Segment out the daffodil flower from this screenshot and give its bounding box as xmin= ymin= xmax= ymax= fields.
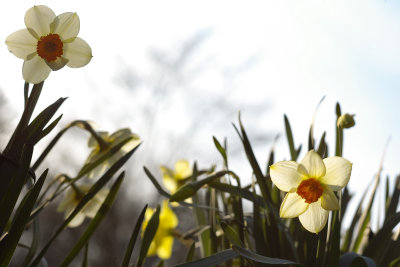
xmin=142 ymin=200 xmax=178 ymax=259
xmin=161 ymin=160 xmax=192 ymax=194
xmin=5 ymin=5 xmax=92 ymax=84
xmin=57 ymin=184 xmax=109 ymax=228
xmin=85 ymin=128 xmax=141 ymax=178
xmin=270 ymin=150 xmax=352 ymax=233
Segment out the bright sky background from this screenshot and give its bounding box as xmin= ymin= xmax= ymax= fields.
xmin=1 ymin=1 xmax=400 ymax=228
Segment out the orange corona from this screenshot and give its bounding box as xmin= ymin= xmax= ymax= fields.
xmin=296 ymin=178 xmax=323 ymax=204
xmin=36 ymin=33 xmax=63 ymax=62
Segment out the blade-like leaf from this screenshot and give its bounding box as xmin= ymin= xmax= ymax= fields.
xmin=232 ymin=245 xmax=300 ymax=265
xmin=0 ymin=169 xmax=47 ymax=265
xmin=60 ymin=173 xmax=125 ymax=267
xmin=213 ymin=136 xmax=228 ymax=167
xmin=175 ymin=249 xmax=239 ymax=267
xmin=29 ymin=146 xmax=138 ymax=266
xmin=185 ymin=242 xmax=196 ymax=262
xmin=221 ymin=222 xmax=243 ymax=247
xmin=339 ymin=252 xmax=376 ymax=267
xmin=136 ymin=205 xmax=160 ymax=267
xmin=121 ymin=204 xmax=148 ymax=267
xmin=0 ymin=145 xmax=33 ymax=235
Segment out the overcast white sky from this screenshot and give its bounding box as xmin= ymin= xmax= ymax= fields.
xmin=1 ymin=1 xmax=400 ymax=228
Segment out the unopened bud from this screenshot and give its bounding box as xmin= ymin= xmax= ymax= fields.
xmin=337 ymin=113 xmax=355 ymax=129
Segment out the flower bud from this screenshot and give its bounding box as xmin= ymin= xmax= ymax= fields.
xmin=337 ymin=113 xmax=355 ymax=129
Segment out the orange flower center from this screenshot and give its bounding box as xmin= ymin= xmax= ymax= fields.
xmin=296 ymin=178 xmax=323 ymax=204
xmin=36 ymin=33 xmax=63 ymax=62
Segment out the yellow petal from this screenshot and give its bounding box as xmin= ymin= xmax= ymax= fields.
xmin=321 ymin=186 xmax=339 ymax=210
xmin=163 ymin=175 xmax=177 ymax=193
xmin=64 ymin=37 xmax=92 ymax=68
xmin=157 ymin=236 xmax=174 ymax=259
xmin=270 ymin=161 xmax=302 ymax=192
xmin=22 ymin=55 xmax=51 ymax=84
xmin=53 ymin=12 xmax=80 ymax=41
xmin=321 ymin=157 xmax=352 ymax=191
xmin=175 ymin=160 xmax=192 ymax=179
xmin=300 ymin=150 xmax=326 ymax=178
xmin=160 ymin=200 xmax=178 ymax=228
xmin=5 ymin=29 xmax=37 ymax=60
xmin=280 ymin=192 xmax=308 ymax=218
xmin=24 ymin=5 xmax=55 ymax=37
xmin=298 ymin=200 xmax=329 ymax=233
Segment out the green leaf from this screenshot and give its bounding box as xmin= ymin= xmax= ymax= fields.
xmin=0 ymin=169 xmax=47 ymax=266
xmin=3 ymin=82 xmax=43 ymax=157
xmin=136 ymin=205 xmax=160 ymax=267
xmin=352 ymin=167 xmax=381 ymax=252
xmin=143 ymin=167 xmax=171 ymax=198
xmin=213 ymin=136 xmax=228 ymax=167
xmin=339 ymin=252 xmax=376 ymax=267
xmin=121 ymin=204 xmax=148 ymax=267
xmin=81 ymin=243 xmax=89 ymax=267
xmin=363 ymin=212 xmax=400 ymax=264
xmin=33 ymin=120 xmax=99 ymax=171
xmin=77 ymin=136 xmax=140 ymax=178
xmin=233 ymin=113 xmax=271 ymax=203
xmin=24 ymin=97 xmax=66 ymax=145
xmin=185 ymin=242 xmax=196 ymax=262
xmin=170 ymin=171 xmax=230 ymax=202
xmin=221 ymin=222 xmax=243 ymax=247
xmin=385 ymin=175 xmax=400 ymax=223
xmin=0 ymin=144 xmax=34 ymax=235
xmin=232 ymin=245 xmax=300 ymax=265
xmin=29 ymin=146 xmax=138 ymax=266
xmin=284 ymin=114 xmax=300 ymax=161
xmin=60 ymin=173 xmax=125 ymax=267
xmin=209 ymin=182 xmax=266 ymax=208
xmin=175 ymin=249 xmax=239 ymax=267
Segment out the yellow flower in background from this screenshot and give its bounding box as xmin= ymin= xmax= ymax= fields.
xmin=161 ymin=160 xmax=192 ymax=194
xmin=270 ymin=150 xmax=352 ymax=233
xmin=85 ymin=128 xmax=141 ymax=178
xmin=5 ymin=5 xmax=92 ymax=84
xmin=57 ymin=184 xmax=109 ymax=228
xmin=142 ymin=200 xmax=178 ymax=259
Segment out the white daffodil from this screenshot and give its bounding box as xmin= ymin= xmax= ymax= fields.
xmin=57 ymin=184 xmax=109 ymax=228
xmin=85 ymin=128 xmax=141 ymax=178
xmin=270 ymin=150 xmax=352 ymax=233
xmin=5 ymin=5 xmax=92 ymax=84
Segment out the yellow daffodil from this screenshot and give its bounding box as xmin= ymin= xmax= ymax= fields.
xmin=142 ymin=200 xmax=178 ymax=259
xmin=161 ymin=160 xmax=192 ymax=194
xmin=57 ymin=184 xmax=109 ymax=228
xmin=5 ymin=5 xmax=92 ymax=84
xmin=270 ymin=150 xmax=352 ymax=233
xmin=85 ymin=128 xmax=141 ymax=178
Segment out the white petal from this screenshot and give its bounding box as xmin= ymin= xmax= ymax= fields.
xmin=280 ymin=192 xmax=308 ymax=218
xmin=25 ymin=5 xmax=55 ymax=37
xmin=64 ymin=37 xmax=92 ymax=68
xmin=298 ymin=199 xmax=329 ymax=233
xmin=5 ymin=29 xmax=37 ymax=59
xmin=321 ymin=186 xmax=339 ymax=210
xmin=320 ymin=157 xmax=352 ymax=191
xmin=68 ymin=212 xmax=86 ymax=228
xmin=22 ymin=55 xmax=51 ymax=84
xmin=300 ymin=150 xmax=326 ymax=178
xmin=53 ymin=12 xmax=80 ymax=41
xmin=45 ymin=56 xmax=69 ymax=71
xmin=270 ymin=161 xmax=302 ymax=192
